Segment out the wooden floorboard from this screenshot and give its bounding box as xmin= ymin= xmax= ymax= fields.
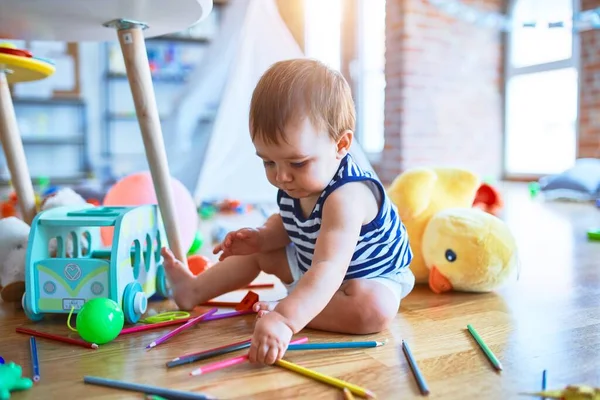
xmin=1 ymin=182 xmax=599 ymax=399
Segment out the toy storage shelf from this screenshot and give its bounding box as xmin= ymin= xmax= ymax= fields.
xmin=0 ymin=96 xmax=90 ymax=185
xmin=99 ymin=2 xmax=223 ymax=182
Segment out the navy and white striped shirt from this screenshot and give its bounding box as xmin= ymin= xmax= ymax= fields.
xmin=277 ymin=153 xmax=412 ymax=280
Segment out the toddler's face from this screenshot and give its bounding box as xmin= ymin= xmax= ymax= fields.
xmin=253 ymin=117 xmax=345 ymax=199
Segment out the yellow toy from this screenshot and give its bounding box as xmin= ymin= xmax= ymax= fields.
xmin=387 ymin=167 xmax=519 ymax=294
xmin=521 ymin=385 xmax=600 ymax=399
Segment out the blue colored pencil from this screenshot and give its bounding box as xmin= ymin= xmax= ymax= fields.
xmin=542 ymin=369 xmax=547 ymax=390
xmin=401 ymin=340 xmax=430 ymax=396
xmin=287 ymin=340 xmax=386 ymax=350
xmin=83 ymin=376 xmax=215 ymax=399
xmin=29 ymin=336 xmax=40 ymax=382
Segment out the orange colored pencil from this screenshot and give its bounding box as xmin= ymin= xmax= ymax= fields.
xmin=16 ymin=327 xmax=98 ymax=349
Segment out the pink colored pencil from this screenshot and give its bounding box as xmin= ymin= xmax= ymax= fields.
xmin=146 ymin=308 xmax=218 ymax=349
xmin=121 ymin=309 xmax=254 ymax=336
xmin=189 ymin=337 xmax=309 ymax=376
xmin=16 ymin=327 xmax=98 ymax=349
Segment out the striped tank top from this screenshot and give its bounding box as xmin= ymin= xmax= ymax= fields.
xmin=277 ymin=153 xmax=413 ymax=280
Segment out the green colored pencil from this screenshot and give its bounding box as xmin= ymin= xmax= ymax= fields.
xmin=466 ymin=324 xmax=503 ymax=371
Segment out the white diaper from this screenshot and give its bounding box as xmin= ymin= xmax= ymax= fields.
xmin=283 ymin=243 xmax=415 ymax=307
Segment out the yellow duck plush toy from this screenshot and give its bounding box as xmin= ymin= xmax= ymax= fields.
xmin=387 ymin=167 xmax=519 ymax=294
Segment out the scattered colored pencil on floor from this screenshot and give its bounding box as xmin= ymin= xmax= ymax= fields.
xmin=122 ymin=309 xmax=254 ymax=336
xmin=16 ymin=327 xmax=98 ymax=349
xmin=29 ymin=336 xmax=40 ymax=383
xmin=146 ymin=308 xmax=218 ymax=350
xmin=167 ymin=338 xmax=253 ymax=368
xmin=288 ymin=340 xmax=386 ymax=351
xmin=189 ymin=337 xmax=308 ymax=376
xmin=244 ymin=283 xmax=274 ymax=289
xmin=542 ymin=369 xmax=547 ymax=390
xmin=343 ymin=387 xmax=356 ymax=399
xmin=401 ymin=340 xmax=429 ymax=396
xmin=466 ymin=324 xmax=503 ymax=371
xmin=275 ymin=358 xmax=377 ymax=399
xmin=83 ymin=376 xmax=214 ymax=400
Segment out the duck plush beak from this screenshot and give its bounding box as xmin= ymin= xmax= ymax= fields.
xmin=429 ymin=266 xmax=453 ymax=294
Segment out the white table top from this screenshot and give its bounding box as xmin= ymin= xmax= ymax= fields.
xmin=0 ymin=0 xmax=213 ymax=41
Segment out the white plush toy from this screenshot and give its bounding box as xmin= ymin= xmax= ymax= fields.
xmin=0 ymin=188 xmax=90 ymax=303
xmin=0 ymin=217 xmax=30 ymax=303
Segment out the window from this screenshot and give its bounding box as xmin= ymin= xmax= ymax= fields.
xmin=355 ymin=0 xmax=386 ymax=156
xmin=504 ymin=0 xmax=579 ymax=176
xmin=304 ymin=0 xmax=342 ymax=71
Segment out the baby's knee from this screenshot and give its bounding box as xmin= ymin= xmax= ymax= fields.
xmin=346 ymin=285 xmax=396 ymax=334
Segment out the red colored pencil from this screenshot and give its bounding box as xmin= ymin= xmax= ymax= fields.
xmin=16 ymin=327 xmax=98 ymax=349
xmin=189 ymin=337 xmax=308 ymax=376
xmin=244 ymin=283 xmax=275 ymax=289
xmin=145 ymin=308 xmax=218 ymax=349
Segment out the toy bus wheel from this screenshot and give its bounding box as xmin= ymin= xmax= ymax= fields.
xmin=21 ymin=292 xmax=43 ymax=322
xmin=155 ymin=264 xmax=172 ymax=299
xmin=123 ymin=282 xmax=147 ymax=324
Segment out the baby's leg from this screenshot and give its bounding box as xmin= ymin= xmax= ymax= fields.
xmin=255 ymin=278 xmax=401 ymax=334
xmin=161 ymin=247 xmax=293 ymax=311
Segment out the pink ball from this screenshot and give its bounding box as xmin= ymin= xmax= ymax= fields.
xmin=100 ymin=171 xmax=198 ymax=252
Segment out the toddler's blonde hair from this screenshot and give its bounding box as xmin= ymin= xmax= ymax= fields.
xmin=249 ymin=58 xmax=356 ymax=144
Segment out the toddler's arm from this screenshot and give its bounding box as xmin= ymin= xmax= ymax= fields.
xmin=257 ymin=213 xmax=291 ymax=253
xmin=272 ymin=183 xmax=373 ymax=333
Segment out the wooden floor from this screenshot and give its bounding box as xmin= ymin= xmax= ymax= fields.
xmin=2 ymin=182 xmax=600 ymax=399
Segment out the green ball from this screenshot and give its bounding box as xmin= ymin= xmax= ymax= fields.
xmin=76 ymin=298 xmax=124 ymax=344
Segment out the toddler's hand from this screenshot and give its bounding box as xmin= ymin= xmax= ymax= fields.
xmin=248 ymin=311 xmax=293 ymax=365
xmin=212 ymin=228 xmax=262 ymax=261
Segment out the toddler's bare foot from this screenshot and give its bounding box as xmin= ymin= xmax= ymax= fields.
xmin=253 ymin=301 xmax=278 ymax=318
xmin=161 ymin=248 xmax=198 ymax=310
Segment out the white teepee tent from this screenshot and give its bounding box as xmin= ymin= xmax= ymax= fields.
xmin=168 ymin=0 xmax=376 ymax=205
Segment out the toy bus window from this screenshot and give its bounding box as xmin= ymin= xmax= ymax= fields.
xmin=154 ymin=231 xmax=162 ymax=263
xmin=48 ymin=236 xmax=65 ymax=258
xmin=70 ymin=231 xmax=80 ymax=258
xmin=81 ymin=231 xmax=92 ymax=257
xmin=131 ymin=239 xmax=141 ymax=279
xmin=143 ymin=233 xmax=152 ymax=272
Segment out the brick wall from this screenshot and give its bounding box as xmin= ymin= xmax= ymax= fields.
xmin=377 ymin=0 xmax=506 ymax=185
xmin=579 ymin=0 xmax=600 ymax=158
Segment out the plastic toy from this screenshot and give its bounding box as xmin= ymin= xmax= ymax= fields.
xmin=0 ymin=361 xmax=33 ymax=399
xmin=521 ymin=384 xmax=600 ymax=399
xmin=22 ymin=204 xmax=171 ymax=324
xmin=387 ymin=167 xmax=519 ymax=293
xmin=74 ymin=297 xmax=125 ymax=344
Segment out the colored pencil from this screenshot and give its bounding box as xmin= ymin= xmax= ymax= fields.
xmin=121 ymin=309 xmax=254 ymax=336
xmin=466 ymin=324 xmax=503 ymax=371
xmin=146 ymin=308 xmax=218 ymax=349
xmin=167 ymin=338 xmax=253 ymax=368
xmin=83 ymin=376 xmax=214 ymax=399
xmin=344 ymin=387 xmax=356 ymax=400
xmin=287 ymin=340 xmax=386 ymax=351
xmin=244 ymin=283 xmax=275 ymax=289
xmin=275 ymin=358 xmax=377 ymax=399
xmin=16 ymin=327 xmax=98 ymax=349
xmin=29 ymin=336 xmax=40 ymax=382
xmin=401 ymin=340 xmax=429 ymax=396
xmin=200 ymin=301 xmax=239 ymax=308
xmin=189 ymin=337 xmax=309 ymax=376
xmin=542 ymin=369 xmax=547 ymax=390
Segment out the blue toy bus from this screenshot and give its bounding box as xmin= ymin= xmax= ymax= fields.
xmin=22 ymin=205 xmax=171 ymax=324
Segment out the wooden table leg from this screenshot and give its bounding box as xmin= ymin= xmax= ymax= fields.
xmin=0 ymin=71 xmax=36 ymax=225
xmin=113 ymin=24 xmax=187 ymax=266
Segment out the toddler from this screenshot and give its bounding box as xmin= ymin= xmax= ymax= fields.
xmin=161 ymin=58 xmax=415 ymax=366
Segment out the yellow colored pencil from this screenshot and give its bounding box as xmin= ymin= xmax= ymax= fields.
xmin=343 ymin=387 xmax=356 ymax=399
xmin=275 ymin=359 xmax=376 ymax=399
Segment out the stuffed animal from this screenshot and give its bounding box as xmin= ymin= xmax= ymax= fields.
xmin=0 ymin=188 xmax=91 ymax=303
xmin=423 ymin=208 xmax=518 ymax=293
xmin=387 ymin=167 xmax=518 ymax=293
xmin=0 ymin=217 xmax=29 ymax=303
